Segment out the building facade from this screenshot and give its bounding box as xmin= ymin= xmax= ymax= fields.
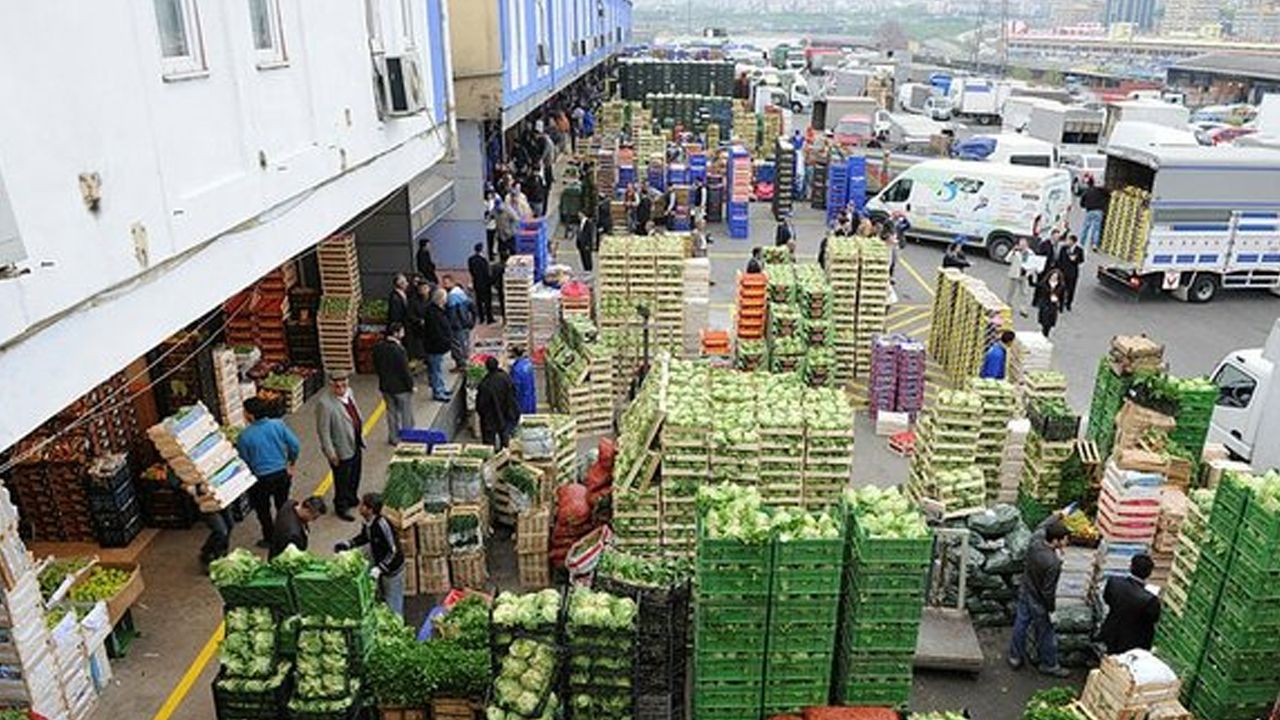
xmin=1104 ymin=0 xmax=1155 ymax=30
xmin=1235 ymin=2 xmax=1280 ymax=42
xmin=432 ymin=0 xmax=633 ymax=267
xmin=1161 ymin=0 xmax=1220 ymax=36
xmin=0 ymin=0 xmax=455 ymax=452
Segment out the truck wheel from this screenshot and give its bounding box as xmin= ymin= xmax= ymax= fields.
xmin=986 ymin=234 xmax=1014 ymax=263
xmin=1187 ymin=273 xmax=1219 ymax=303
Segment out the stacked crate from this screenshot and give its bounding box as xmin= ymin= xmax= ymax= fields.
xmin=834 ymin=493 xmax=931 ymax=709
xmin=693 ymin=524 xmax=771 ymax=720
xmin=516 ymin=505 xmax=551 ymax=589
xmin=1171 ymin=378 xmax=1216 ymax=464
xmin=504 ymin=255 xmax=534 ymax=349
xmin=224 ymin=266 xmax=294 ymax=364
xmin=772 ymin=138 xmax=795 ymax=220
xmin=285 ymin=285 xmax=321 ymax=367
xmin=727 ymin=145 xmax=751 ymax=239
xmin=908 ymin=390 xmax=983 ymax=516
xmin=661 ymin=365 xmax=713 ymax=559
xmin=735 ymin=271 xmax=767 ymax=343
xmin=1101 ymin=185 xmax=1153 ymax=264
xmin=709 ymin=370 xmax=760 ymax=487
xmin=758 ymin=378 xmax=807 ymax=508
xmin=653 ymin=235 xmax=686 ymax=355
xmin=1023 ymin=369 xmax=1068 ymax=410
xmin=802 ymin=387 xmax=856 ymax=511
xmin=0 ymin=495 xmax=71 ymax=720
xmin=928 ymin=271 xmax=1011 ymax=386
xmin=546 ymin=321 xmax=614 ymax=435
xmin=809 ymin=152 xmax=829 ymax=210
xmin=854 ymin=237 xmax=891 ymax=379
xmin=211 ymin=345 xmax=245 ymax=427
xmin=998 ymin=418 xmax=1031 ymax=504
xmin=1007 ymin=331 xmax=1053 ymax=392
xmin=826 ymin=154 xmax=849 ymax=225
xmin=614 ymin=457 xmax=663 ymax=558
xmin=8 ymin=451 xmax=95 ymax=542
xmin=316 ymin=234 xmax=361 ymax=374
xmin=595 ymin=570 xmax=690 ymax=720
xmin=1150 ymin=488 xmax=1190 ymax=587
xmin=1021 ymin=428 xmax=1077 ymax=508
xmin=766 ymin=265 xmax=804 ymax=373
xmin=683 ymin=259 xmax=711 ymax=358
xmin=1086 ymin=355 xmax=1131 ymax=459
xmin=86 ymin=453 xmax=143 ymax=548
xmin=969 ymin=378 xmax=1018 ymax=503
xmin=1161 ymin=489 xmax=1211 ymax=617
xmin=763 ymin=527 xmax=842 ymax=716
xmin=826 ymin=236 xmax=859 ymax=388
xmin=530 ymin=285 xmax=561 ymax=358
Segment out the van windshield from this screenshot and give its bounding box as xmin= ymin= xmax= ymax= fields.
xmin=1009 ymin=154 xmax=1052 ymax=168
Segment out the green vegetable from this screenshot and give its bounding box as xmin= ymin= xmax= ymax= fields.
xmin=68 ymin=567 xmax=131 ymax=603
xmin=208 ymin=548 xmax=267 ymax=588
xmin=492 ymin=589 xmax=560 ymax=630
xmin=269 ymin=545 xmax=323 ymax=576
xmin=383 ymin=460 xmax=425 ymax=509
xmin=434 ymin=595 xmax=490 ymax=651
xmin=567 ymin=587 xmax=637 ymax=631
xmin=220 ymin=606 xmax=277 ymax=679
xmin=595 ymin=549 xmax=691 ymax=588
xmin=39 ymin=557 xmax=91 ymax=600
xmin=844 ymin=485 xmax=930 ymax=540
xmin=1024 ymin=686 xmax=1084 ymax=720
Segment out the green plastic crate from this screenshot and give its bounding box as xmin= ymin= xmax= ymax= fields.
xmin=217 ymin=573 xmax=295 ymax=613
xmin=841 ymin=650 xmax=913 ymax=678
xmin=697 ymin=567 xmax=772 ymax=598
xmin=765 ymin=651 xmax=834 ymax=682
xmin=1197 ymin=640 xmax=1280 ymax=684
xmin=841 ymin=676 xmax=911 ymax=708
xmin=851 ymin=521 xmax=933 ymax=567
xmin=847 ymin=565 xmax=929 ymax=593
xmin=846 ymin=619 xmax=921 ymax=653
xmin=291 ymin=571 xmax=371 ymax=620
xmin=766 ymin=601 xmax=838 ymax=626
xmin=847 ymin=595 xmax=925 ymax=624
xmin=1189 ymin=672 xmax=1275 ymax=720
xmin=773 ymin=536 xmax=843 ymax=568
xmin=771 ymin=568 xmax=841 ymax=596
xmin=1226 ymin=553 xmax=1280 ymax=596
xmin=692 ymin=681 xmax=763 ymax=709
xmin=762 ymin=681 xmax=829 ymax=714
xmin=767 ymin=628 xmax=837 ymax=654
xmin=695 ymin=651 xmax=766 ymax=682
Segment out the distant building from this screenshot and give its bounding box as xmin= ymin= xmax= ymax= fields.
xmin=1104 ymin=0 xmax=1155 ymax=31
xmin=1161 ymin=0 xmax=1220 ymax=36
xmin=1167 ymin=51 xmax=1280 ymax=105
xmin=1049 ymin=0 xmax=1104 ymax=29
xmin=1235 ymin=2 xmax=1280 ymax=42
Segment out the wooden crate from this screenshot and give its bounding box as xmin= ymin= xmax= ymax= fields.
xmin=431 ymin=698 xmax=481 ymax=720
xmin=450 ymin=550 xmax=488 ymax=590
xmin=518 ymin=551 xmax=550 ymax=589
xmin=418 ymin=555 xmax=449 ymax=595
xmin=416 ymin=513 xmax=447 ymax=556
xmin=378 ymin=708 xmax=427 ymax=720
xmin=384 ymin=500 xmax=424 ymax=529
xmin=516 ymin=507 xmax=550 ymax=554
xmin=403 ymin=560 xmax=420 ymax=596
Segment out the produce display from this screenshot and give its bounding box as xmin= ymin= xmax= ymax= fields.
xmin=598 ymin=234 xmax=688 ymax=357
xmin=1022 ymin=686 xmax=1084 ymax=720
xmin=220 ymin=607 xmax=277 ymax=679
xmin=834 ymin=486 xmax=931 ymax=708
xmin=546 ymin=315 xmax=614 ymax=435
xmin=38 ymin=557 xmax=91 ymax=601
xmin=565 ymin=588 xmax=638 ymax=720
xmin=1100 ymin=184 xmax=1152 ymax=264
xmin=489 ymin=639 xmax=558 ymax=720
xmin=366 ymin=604 xmax=488 ymax=709
xmin=491 ymin=589 xmax=561 ymax=662
xmin=929 ymin=269 xmax=1011 ymax=386
xmin=1085 ymin=357 xmax=1131 ymax=459
xmin=969 ymin=378 xmax=1018 ymax=502
xmin=908 ymin=389 xmax=983 ymax=517
xmin=67 ymin=566 xmax=131 ymax=604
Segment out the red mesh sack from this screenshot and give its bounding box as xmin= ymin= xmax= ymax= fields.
xmin=595 ymin=438 xmax=617 ymax=471
xmin=556 ymin=484 xmax=590 ymax=526
xmin=804 ymin=708 xmax=900 ymax=720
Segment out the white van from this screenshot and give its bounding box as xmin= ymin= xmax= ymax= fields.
xmin=864 ymin=159 xmax=1072 ymax=262
xmin=965 ymin=133 xmax=1059 ymax=167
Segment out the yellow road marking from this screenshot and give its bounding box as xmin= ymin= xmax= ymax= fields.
xmin=886 ymin=304 xmax=928 ymax=321
xmin=886 ymin=308 xmax=934 ymax=332
xmin=899 ymin=257 xmax=935 ymax=298
xmin=152 ymin=398 xmax=388 ymax=720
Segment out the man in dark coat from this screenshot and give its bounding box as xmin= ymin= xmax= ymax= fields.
xmin=467 ymin=243 xmax=495 ymax=324
xmin=269 ymin=496 xmax=327 ymax=559
xmin=475 ymin=357 xmax=521 ymax=449
xmin=575 ymin=210 xmax=595 ymax=272
xmin=1009 ymin=514 xmax=1071 ymax=677
xmin=405 ymin=281 xmax=431 ymax=361
xmin=387 ymin=273 xmax=410 ymax=326
xmin=1055 ymin=234 xmax=1085 ymax=312
xmin=595 ymin=191 xmax=613 ymax=248
xmin=1099 ymin=553 xmax=1161 ymax=654
xmin=415 ymin=239 xmax=438 ymax=285
xmin=635 ymin=184 xmax=652 ymax=231
xmin=775 ymin=216 xmax=794 ymax=247
xmin=371 ymin=323 xmax=415 ymax=445
xmin=423 ymin=287 xmax=454 ymax=402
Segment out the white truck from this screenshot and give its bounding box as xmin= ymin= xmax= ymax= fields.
xmin=1095 ymin=143 xmax=1280 ymax=303
xmin=822 ymin=95 xmax=881 ymax=131
xmin=1001 ymin=97 xmax=1056 ymax=133
xmin=1103 ymin=100 xmax=1191 ymax=143
xmin=880 ymin=113 xmax=947 ymax=150
xmin=898 ymin=83 xmax=934 ymax=114
xmin=946 ymin=77 xmax=1002 ymax=125
xmin=1208 ymin=319 xmax=1280 ymax=472
xmin=863 ymin=159 xmax=1072 ymax=262
xmin=1027 ymin=103 xmax=1104 ymax=147
xmin=824 ymin=68 xmax=871 ymax=100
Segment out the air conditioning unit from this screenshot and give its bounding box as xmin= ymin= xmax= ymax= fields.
xmin=372 ymin=54 xmax=426 ymax=119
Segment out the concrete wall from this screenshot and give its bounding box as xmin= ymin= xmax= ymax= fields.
xmin=429 ymin=121 xmax=489 ymax=268
xmin=0 ymin=0 xmax=453 ymax=452
xmin=448 ymin=0 xmax=504 ymax=120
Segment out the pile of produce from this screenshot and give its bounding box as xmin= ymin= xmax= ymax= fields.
xmin=943 ymin=504 xmax=1032 ymax=627
xmin=491 ymin=589 xmax=561 ymax=662
xmin=366 ymin=605 xmax=488 ymax=708
xmin=565 ymin=588 xmax=637 ymax=719
xmin=909 ymin=390 xmax=983 ymax=515
xmin=834 ymin=485 xmax=931 ymax=708
xmin=594 ymin=549 xmax=690 ymax=588
xmin=68 ymin=566 xmax=131 ymax=603
xmin=1023 ymin=686 xmax=1082 ymax=720
xmin=383 ymin=460 xmax=426 ymax=509
xmin=488 ymin=639 xmax=558 ymax=720
xmin=38 ymin=557 xmax=91 ymax=601
xmin=220 ymin=607 xmax=278 ymax=679
xmin=286 ymin=623 xmax=362 ymax=715
xmin=969 ymin=378 xmax=1018 ymax=501
xmin=697 ymin=483 xmax=841 ymax=544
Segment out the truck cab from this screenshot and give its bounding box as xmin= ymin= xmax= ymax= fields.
xmin=1209 ymin=320 xmax=1280 ymax=471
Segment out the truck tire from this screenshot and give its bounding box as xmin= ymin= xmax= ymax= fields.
xmin=986 ymin=233 xmax=1014 ymax=263
xmin=1186 ymin=273 xmax=1219 ymax=304
xmin=977 ymin=115 xmax=994 ymax=126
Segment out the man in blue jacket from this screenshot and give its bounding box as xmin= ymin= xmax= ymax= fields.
xmin=510 ymin=346 xmax=537 ymax=415
xmin=980 ymin=330 xmax=1016 ymax=380
xmin=237 ymin=396 xmax=301 ymax=547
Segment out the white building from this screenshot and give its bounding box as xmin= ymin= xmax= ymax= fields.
xmin=0 ymin=0 xmax=455 ymax=452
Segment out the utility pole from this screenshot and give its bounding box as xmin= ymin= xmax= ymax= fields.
xmin=970 ymin=0 xmax=987 ymax=69
xmin=1000 ymin=0 xmax=1010 ymax=76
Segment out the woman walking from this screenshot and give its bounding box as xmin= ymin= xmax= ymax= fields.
xmin=1038 ymin=268 xmax=1065 ymax=338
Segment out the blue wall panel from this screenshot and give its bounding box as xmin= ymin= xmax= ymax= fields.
xmin=427 ymin=0 xmax=449 ymax=125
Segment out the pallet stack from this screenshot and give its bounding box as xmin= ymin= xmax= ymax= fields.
xmin=530 ymin=285 xmax=561 ymax=358
xmin=147 ymin=402 xmax=257 ymax=510
xmin=1101 ymin=185 xmax=1153 ymax=264
xmin=516 ymin=505 xmax=551 ymax=589
xmin=224 ymin=265 xmax=295 ymax=365
xmin=854 ymin=236 xmax=891 ymax=379
xmin=928 ymin=270 xmax=1011 ymax=386
xmin=86 ymin=453 xmax=143 ymax=548
xmin=660 ymin=364 xmax=712 ymax=559
xmin=826 ymin=153 xmax=849 ymax=225
xmin=1021 ymin=426 xmax=1077 ymax=510
xmin=503 ymin=255 xmax=534 ymax=350
xmin=826 ymin=236 xmax=859 ymax=388
xmin=1086 ymin=356 xmax=1132 ymax=459
xmin=969 ymin=378 xmax=1019 ymax=503
xmin=614 ymin=456 xmax=663 ymax=558
xmin=834 ymin=489 xmax=931 ymax=709
xmin=1095 ymin=461 xmax=1163 ymax=578
xmin=1077 ymin=653 xmax=1188 ymax=720
xmin=803 ymin=388 xmax=856 ymax=511
xmin=316 ymin=234 xmax=361 ymax=374
xmin=1158 ymin=489 xmax=1210 ymax=618
xmin=908 ymin=390 xmax=984 ymax=517
xmin=514 ymin=414 xmax=578 ymax=488
xmin=710 ymin=371 xmax=761 ymax=487
xmin=998 ymin=418 xmax=1031 ymax=504
xmin=1007 ymin=331 xmax=1053 ymax=392
xmin=653 ymin=235 xmax=686 ymax=355
xmin=764 ymin=526 xmax=842 ymax=716
xmin=8 ymin=452 xmax=95 ymax=543
xmin=693 ymin=518 xmax=771 ymax=720
xmin=1150 ymin=488 xmax=1189 ymax=587
xmin=545 ymin=316 xmax=613 ymax=435
xmin=210 ymin=345 xmax=245 ymax=428
xmin=758 ymin=378 xmax=807 ymax=508
xmin=735 ymin=271 xmax=767 ymax=343
xmin=683 ymin=259 xmax=711 ymax=357
xmin=0 ymin=488 xmax=73 ymax=720
xmin=727 ymin=145 xmax=751 ymax=239
xmin=772 ymin=138 xmax=795 ymax=220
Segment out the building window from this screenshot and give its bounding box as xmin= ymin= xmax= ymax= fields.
xmin=153 ymin=0 xmax=207 ymax=77
xmin=248 ymin=0 xmax=287 ymax=67
xmin=535 ymin=0 xmax=549 ymax=68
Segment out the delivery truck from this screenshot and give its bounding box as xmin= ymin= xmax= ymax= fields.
xmin=1095 ymin=143 xmax=1280 ymax=303
xmin=898 ymin=82 xmax=934 ymax=114
xmin=1026 ymin=103 xmax=1104 ymax=147
xmin=821 ymin=95 xmax=880 ymax=131
xmin=863 ymin=159 xmax=1072 ymax=262
xmin=1208 ymin=319 xmax=1280 ymax=472
xmin=946 ymin=77 xmax=1002 ymax=125
xmin=1102 ymin=100 xmax=1190 ymax=143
